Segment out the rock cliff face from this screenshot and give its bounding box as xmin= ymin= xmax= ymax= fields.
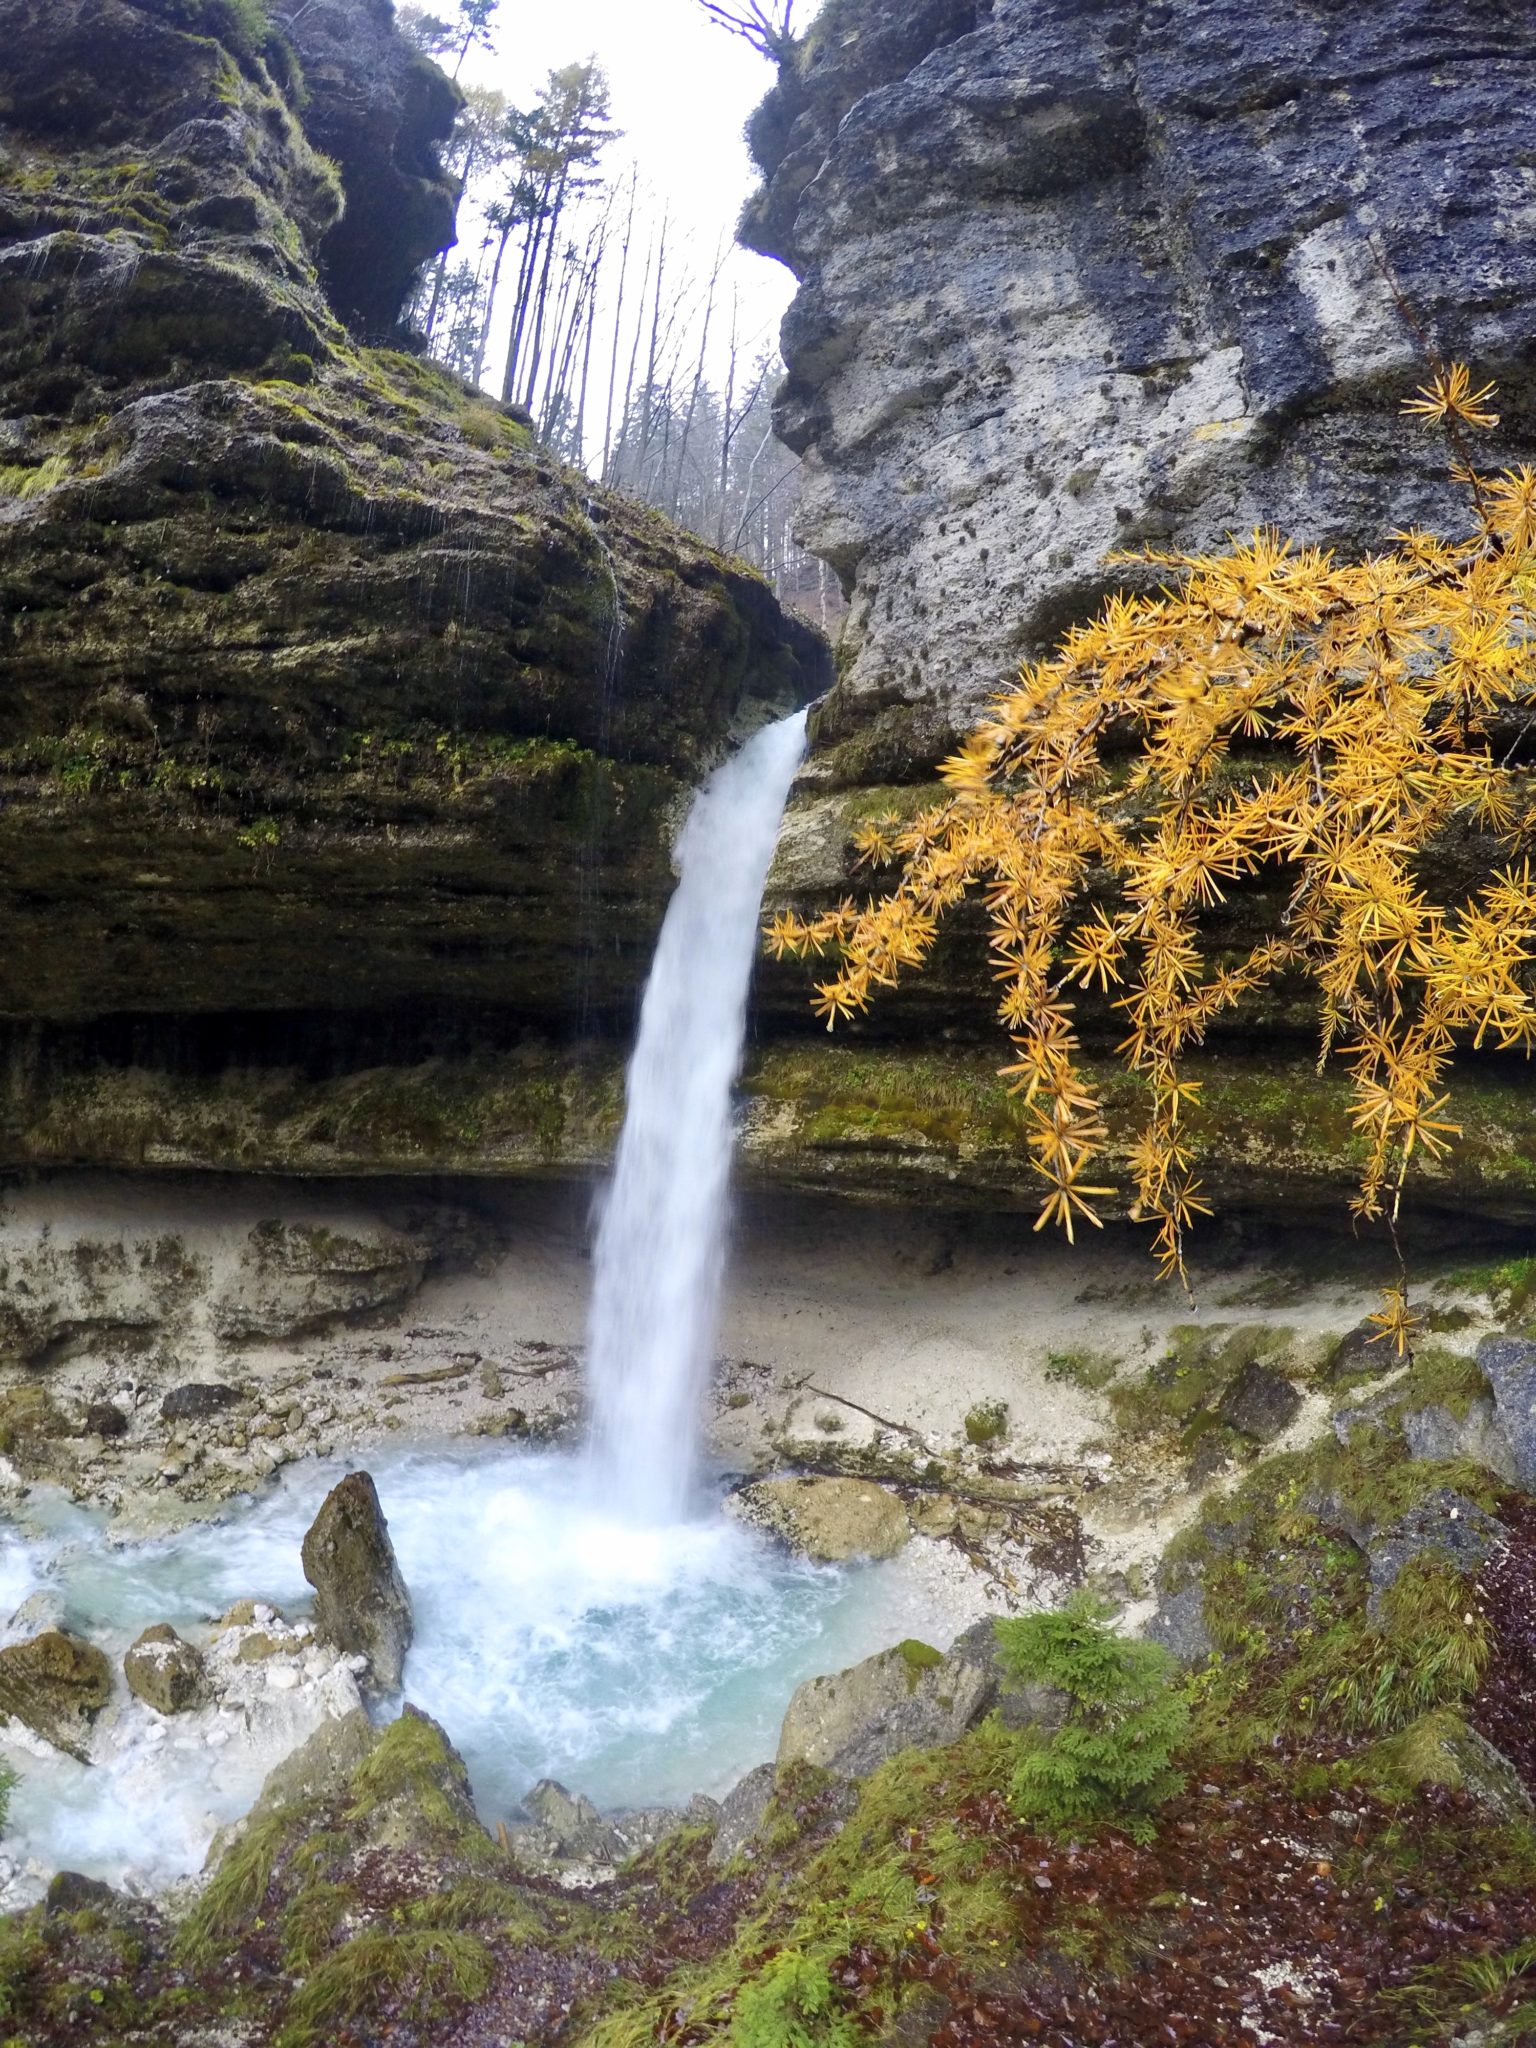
xmin=732 ymin=0 xmax=1536 ymax=1225
xmin=748 ymin=0 xmax=1536 ymax=781
xmin=0 ymin=0 xmax=828 ymax=1168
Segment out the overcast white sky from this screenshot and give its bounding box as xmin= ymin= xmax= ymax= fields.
xmin=460 ymin=0 xmax=820 ymax=380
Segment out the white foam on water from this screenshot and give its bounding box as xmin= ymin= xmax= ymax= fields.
xmin=0 ymin=1443 xmax=962 ymax=1893
xmin=0 ymin=713 xmax=953 ymax=1897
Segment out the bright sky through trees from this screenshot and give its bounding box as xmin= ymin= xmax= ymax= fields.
xmin=457 ymin=0 xmax=817 ymax=381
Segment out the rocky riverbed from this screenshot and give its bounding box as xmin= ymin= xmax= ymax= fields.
xmin=0 ymin=1168 xmax=1530 ymax=1907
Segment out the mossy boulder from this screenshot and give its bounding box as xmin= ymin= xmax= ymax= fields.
xmin=729 ymin=1474 xmax=912 ymax=1561
xmin=124 ymin=1621 xmax=208 ymax=1714
xmin=0 ymin=0 xmax=829 ymax=1178
xmin=0 ymin=1627 xmax=112 ymax=1760
xmin=776 ymin=1623 xmax=1064 ymax=1777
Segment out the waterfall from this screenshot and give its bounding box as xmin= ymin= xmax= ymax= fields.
xmin=585 ymin=709 xmax=808 ymax=1525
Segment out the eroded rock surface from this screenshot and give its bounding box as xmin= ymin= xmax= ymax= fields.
xmin=749 ymin=0 xmax=1536 ymax=776
xmin=301 ymin=1470 xmax=413 ymax=1693
xmin=729 ymin=1474 xmax=912 ymax=1560
xmin=0 ymin=1628 xmax=112 ymax=1761
xmin=0 ymin=0 xmax=827 ymax=1180
xmin=730 ymin=0 xmax=1536 ymax=1224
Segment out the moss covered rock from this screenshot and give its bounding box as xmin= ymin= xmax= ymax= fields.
xmin=729 ymin=1473 xmax=911 ymax=1560
xmin=0 ymin=1628 xmax=112 ymax=1760
xmin=0 ymin=0 xmax=828 ymax=1175
xmin=123 ymin=1622 xmax=208 ymax=1714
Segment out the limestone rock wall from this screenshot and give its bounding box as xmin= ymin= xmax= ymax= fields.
xmin=749 ymin=0 xmax=1536 ymax=783
xmin=721 ymin=0 xmax=1536 ymax=1226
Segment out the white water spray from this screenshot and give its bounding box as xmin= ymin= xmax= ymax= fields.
xmin=585 ymin=710 xmax=808 ymax=1524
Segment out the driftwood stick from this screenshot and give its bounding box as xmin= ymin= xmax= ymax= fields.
xmin=793 ymin=1380 xmax=929 ymax=1446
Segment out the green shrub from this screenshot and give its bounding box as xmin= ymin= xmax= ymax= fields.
xmin=730 ymin=1949 xmax=861 ymax=2048
xmin=994 ymin=1592 xmax=1188 ymax=1844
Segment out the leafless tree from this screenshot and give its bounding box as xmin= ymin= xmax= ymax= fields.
xmin=694 ymin=2 xmax=798 ymax=60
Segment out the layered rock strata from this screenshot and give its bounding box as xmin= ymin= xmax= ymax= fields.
xmin=0 ymin=0 xmax=827 ymax=1164
xmin=748 ymin=0 xmax=1536 ymax=778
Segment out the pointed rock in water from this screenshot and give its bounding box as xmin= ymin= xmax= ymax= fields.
xmin=300 ymin=1471 xmax=413 ymax=1692
xmin=124 ymin=1624 xmax=208 ymax=1715
xmin=728 ymin=1475 xmax=911 ymax=1561
xmin=0 ymin=1629 xmax=112 ymax=1762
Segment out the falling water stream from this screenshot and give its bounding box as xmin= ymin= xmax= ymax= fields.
xmin=0 ymin=709 xmax=967 ymax=1902
xmin=585 ymin=709 xmax=809 ymax=1523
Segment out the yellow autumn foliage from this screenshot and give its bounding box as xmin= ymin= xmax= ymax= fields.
xmin=769 ymin=375 xmax=1536 ymax=1343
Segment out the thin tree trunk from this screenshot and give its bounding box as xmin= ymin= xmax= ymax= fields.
xmin=610 ymin=229 xmax=655 ymax=490
xmin=668 ymin=248 xmax=719 ymax=520
xmin=600 ymin=172 xmax=637 ymax=482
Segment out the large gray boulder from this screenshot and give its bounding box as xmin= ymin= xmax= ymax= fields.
xmin=1401 ymin=1397 xmax=1517 ymax=1484
xmin=1475 ymin=1335 xmax=1536 ymax=1489
xmin=300 ymin=1471 xmax=413 ymax=1693
xmin=777 ymin=1623 xmax=1063 ymax=1777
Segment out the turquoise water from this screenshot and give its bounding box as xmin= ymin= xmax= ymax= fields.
xmin=0 ymin=1442 xmax=955 ymax=1891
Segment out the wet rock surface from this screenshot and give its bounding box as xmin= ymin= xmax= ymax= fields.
xmin=0 ymin=1628 xmax=112 ymax=1761
xmin=160 ymin=1383 xmax=241 ymax=1424
xmin=504 ymin=1779 xmax=720 ymax=1886
xmin=728 ymin=1473 xmax=912 ymax=1560
xmin=0 ymin=0 xmax=828 ymax=1184
xmin=123 ymin=1623 xmax=208 ymax=1716
xmin=1366 ymin=1490 xmax=1507 ymax=1617
xmin=1216 ymin=1362 xmax=1302 ymax=1444
xmin=776 ymin=1626 xmax=1061 ymax=1777
xmin=301 ymin=1470 xmax=414 ymax=1693
xmin=707 ymin=1760 xmax=778 ymax=1868
xmin=1476 ymin=1334 xmax=1536 ymax=1487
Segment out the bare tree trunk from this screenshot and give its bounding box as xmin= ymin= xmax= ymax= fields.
xmin=714 ymin=297 xmax=740 ymax=547
xmin=502 ymin=163 xmax=558 ymax=404
xmin=473 ymin=212 xmax=516 ymax=387
xmin=611 ymin=226 xmax=657 ymax=489
xmin=667 ymin=245 xmax=721 ymax=520
xmin=632 ymin=218 xmax=671 ymax=491
xmin=600 ymin=172 xmax=638 ymax=483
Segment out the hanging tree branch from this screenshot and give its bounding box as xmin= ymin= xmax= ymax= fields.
xmin=694 ymin=1 xmax=798 ymax=60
